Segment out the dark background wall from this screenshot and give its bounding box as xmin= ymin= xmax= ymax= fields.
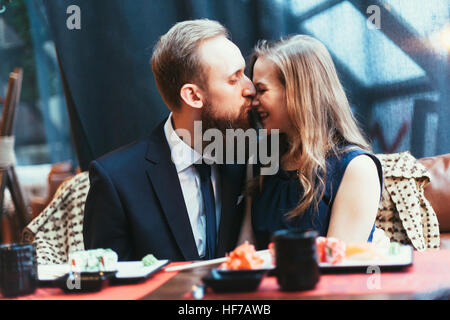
xmin=33 ymin=0 xmax=449 ymax=170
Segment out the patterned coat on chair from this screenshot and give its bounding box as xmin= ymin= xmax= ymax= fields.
xmin=375 ymin=152 xmax=440 ymax=251
xmin=22 ymin=172 xmax=89 ymax=264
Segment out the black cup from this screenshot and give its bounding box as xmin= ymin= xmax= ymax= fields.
xmin=272 ymin=230 xmax=320 ymax=292
xmin=0 ymin=243 xmax=38 ymax=298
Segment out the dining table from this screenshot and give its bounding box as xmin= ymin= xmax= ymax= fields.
xmin=2 ymin=249 xmax=450 ymax=301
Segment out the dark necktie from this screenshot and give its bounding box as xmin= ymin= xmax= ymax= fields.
xmin=194 ymin=163 xmax=216 ymax=260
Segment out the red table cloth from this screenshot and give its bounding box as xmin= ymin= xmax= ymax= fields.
xmin=4 ymin=262 xmax=185 ymax=300
xmin=194 ymin=250 xmax=450 ymax=299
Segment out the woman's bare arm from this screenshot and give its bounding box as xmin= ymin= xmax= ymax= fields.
xmin=327 ymin=155 xmax=381 ymax=243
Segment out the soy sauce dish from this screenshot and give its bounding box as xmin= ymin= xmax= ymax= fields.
xmin=201 ymin=268 xmax=268 ymax=293
xmin=54 ymin=271 xmax=117 ymax=293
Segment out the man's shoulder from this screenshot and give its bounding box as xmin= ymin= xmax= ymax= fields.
xmin=95 ymin=139 xmax=148 ymax=169
xmin=92 ymin=120 xmax=167 ymax=175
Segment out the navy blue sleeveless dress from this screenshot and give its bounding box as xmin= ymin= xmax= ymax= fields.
xmin=251 ymin=146 xmax=383 ymax=250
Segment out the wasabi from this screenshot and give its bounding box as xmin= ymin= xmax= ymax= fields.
xmin=142 ymin=254 xmax=158 ymax=267
xmin=388 ymin=242 xmax=401 ymax=255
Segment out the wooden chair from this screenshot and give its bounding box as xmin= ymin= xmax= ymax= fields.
xmin=0 ymin=68 xmax=30 ymax=243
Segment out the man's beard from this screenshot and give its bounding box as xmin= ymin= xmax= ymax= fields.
xmin=201 ymin=98 xmax=251 ymax=134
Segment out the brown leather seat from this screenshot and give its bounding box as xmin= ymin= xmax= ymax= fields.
xmin=419 ymin=154 xmax=450 ymax=233
xmin=47 ymin=162 xmax=74 ymax=199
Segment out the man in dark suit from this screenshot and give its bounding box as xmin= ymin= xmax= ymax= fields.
xmin=83 ymin=19 xmax=256 ymax=261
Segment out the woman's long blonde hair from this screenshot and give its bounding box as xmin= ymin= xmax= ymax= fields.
xmin=249 ymin=35 xmax=371 ymax=218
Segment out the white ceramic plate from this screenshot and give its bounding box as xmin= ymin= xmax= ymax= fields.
xmin=38 ymin=260 xmax=170 ymax=282
xmin=319 ymin=245 xmax=413 ymax=272
xmin=254 ymin=244 xmax=414 ymax=273
xmin=114 ymin=260 xmax=169 ymax=279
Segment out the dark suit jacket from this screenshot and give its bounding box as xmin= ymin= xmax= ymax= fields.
xmin=83 ymin=119 xmax=246 ymax=261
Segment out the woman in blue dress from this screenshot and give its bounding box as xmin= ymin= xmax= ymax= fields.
xmin=249 ymin=35 xmax=383 ymax=250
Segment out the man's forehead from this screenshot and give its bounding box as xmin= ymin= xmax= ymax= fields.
xmin=198 ymin=36 xmax=245 ymax=74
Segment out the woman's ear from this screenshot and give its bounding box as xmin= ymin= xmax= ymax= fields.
xmin=180 ymin=84 xmax=204 ymax=109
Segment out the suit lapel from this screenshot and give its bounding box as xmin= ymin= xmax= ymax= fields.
xmin=144 ymin=121 xmax=200 ymax=261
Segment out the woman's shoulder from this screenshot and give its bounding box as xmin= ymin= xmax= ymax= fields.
xmin=326 ymin=145 xmax=383 ymax=188
xmin=329 ymin=145 xmax=379 ymax=166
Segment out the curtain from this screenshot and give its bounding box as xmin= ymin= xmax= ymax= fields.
xmin=39 ymin=0 xmax=449 ymax=170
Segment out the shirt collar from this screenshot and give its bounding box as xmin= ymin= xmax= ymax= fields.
xmin=164 ymin=113 xmax=217 ymax=173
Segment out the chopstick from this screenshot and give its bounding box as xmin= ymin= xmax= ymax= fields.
xmin=164 ymin=249 xmax=270 ymax=272
xmin=164 ymin=257 xmax=226 ymax=272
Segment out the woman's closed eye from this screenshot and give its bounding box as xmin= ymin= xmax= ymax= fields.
xmin=257 ymin=88 xmax=267 ymax=94
xmin=254 ymin=82 xmax=268 ymax=92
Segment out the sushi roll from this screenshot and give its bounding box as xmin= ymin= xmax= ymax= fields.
xmin=69 ymin=249 xmax=118 ymax=272
xmin=316 ymin=237 xmax=346 ymax=264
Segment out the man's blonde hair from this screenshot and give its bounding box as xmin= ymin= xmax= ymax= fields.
xmin=151 ymin=19 xmax=229 ymax=111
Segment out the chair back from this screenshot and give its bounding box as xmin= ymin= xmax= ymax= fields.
xmin=419 ymin=154 xmax=450 ymax=232
xmin=0 ymin=68 xmax=23 ymax=137
xmin=0 ymin=68 xmax=29 ymax=238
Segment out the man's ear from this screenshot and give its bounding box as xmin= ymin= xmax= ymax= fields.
xmin=180 ymin=84 xmax=204 ymax=109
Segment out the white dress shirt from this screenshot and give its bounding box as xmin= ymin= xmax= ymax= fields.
xmin=163 ymin=114 xmax=221 ymax=258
